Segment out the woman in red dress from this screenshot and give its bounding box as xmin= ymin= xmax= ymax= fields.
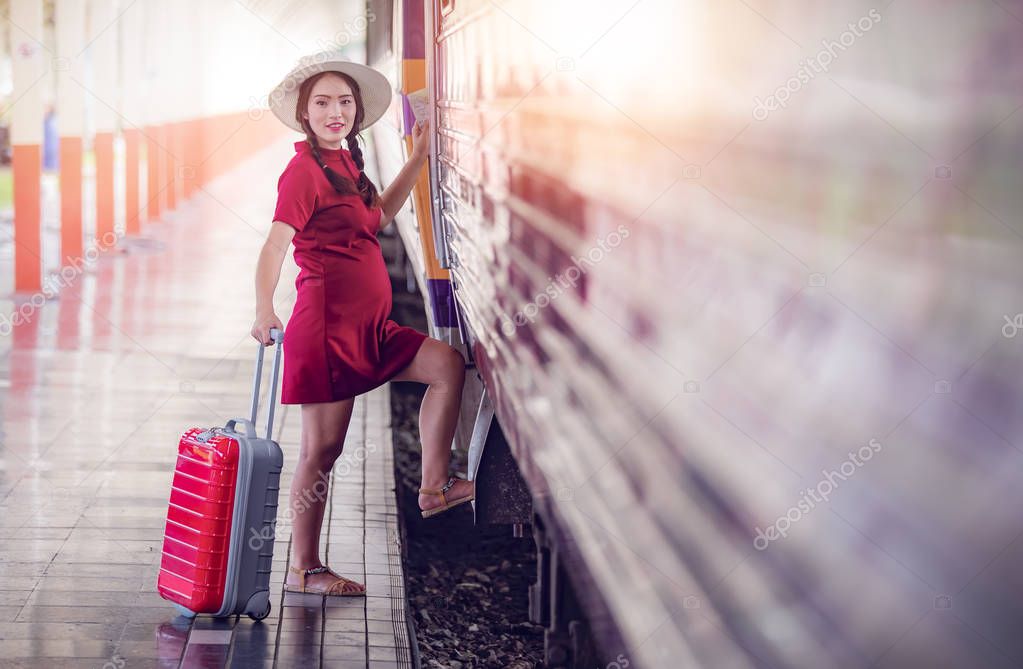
xmin=250 ymin=55 xmax=474 ymax=597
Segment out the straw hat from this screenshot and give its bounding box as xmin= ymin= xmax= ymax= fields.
xmin=268 ymin=52 xmax=392 ymax=133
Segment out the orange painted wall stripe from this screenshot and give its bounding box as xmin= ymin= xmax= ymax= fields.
xmin=124 ymin=128 xmax=141 ymax=235
xmin=13 ymin=144 xmax=42 ymax=293
xmin=59 ymin=136 xmax=83 ymax=265
xmin=401 ymin=58 xmax=449 ymax=282
xmin=94 ymin=132 xmax=115 ymax=246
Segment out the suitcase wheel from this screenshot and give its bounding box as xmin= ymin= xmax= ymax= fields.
xmin=173 ymin=603 xmax=197 ymax=619
xmin=249 ymin=601 xmax=272 ymax=621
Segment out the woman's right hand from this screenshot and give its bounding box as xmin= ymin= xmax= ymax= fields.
xmin=251 ymin=311 xmax=284 ymax=346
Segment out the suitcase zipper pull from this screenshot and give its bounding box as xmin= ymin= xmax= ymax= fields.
xmin=195 ymin=427 xmax=220 ymax=443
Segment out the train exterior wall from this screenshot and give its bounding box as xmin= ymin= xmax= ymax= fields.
xmin=428 ymin=1 xmax=1023 ymax=668
xmin=367 ymin=0 xmax=483 ymax=465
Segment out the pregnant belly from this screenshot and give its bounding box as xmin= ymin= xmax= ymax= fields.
xmin=297 ymin=253 xmax=392 ymax=322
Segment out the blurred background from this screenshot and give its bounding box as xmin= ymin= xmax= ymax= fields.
xmin=0 ymin=0 xmax=371 ymax=298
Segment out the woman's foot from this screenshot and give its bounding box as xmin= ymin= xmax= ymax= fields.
xmin=284 ymin=564 xmax=366 ymax=596
xmin=418 ymin=477 xmax=475 ymax=518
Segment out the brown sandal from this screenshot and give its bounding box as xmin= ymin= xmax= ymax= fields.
xmin=283 ymin=565 xmax=366 ymax=597
xmin=419 ymin=476 xmax=475 ymax=518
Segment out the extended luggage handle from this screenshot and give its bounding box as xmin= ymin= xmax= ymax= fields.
xmin=227 ymin=328 xmax=283 ymax=441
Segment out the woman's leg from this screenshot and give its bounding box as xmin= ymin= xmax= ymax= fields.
xmin=390 ymin=338 xmax=470 ymax=511
xmin=285 ymin=397 xmax=364 ymax=593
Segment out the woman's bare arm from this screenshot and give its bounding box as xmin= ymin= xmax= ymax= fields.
xmin=377 ymin=118 xmax=431 ymax=230
xmin=251 ymin=221 xmax=296 ymax=344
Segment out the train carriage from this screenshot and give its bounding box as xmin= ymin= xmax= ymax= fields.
xmin=367 ymin=2 xmax=1023 ymax=668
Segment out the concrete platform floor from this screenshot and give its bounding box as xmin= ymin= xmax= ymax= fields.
xmin=0 ymin=139 xmax=415 ymax=668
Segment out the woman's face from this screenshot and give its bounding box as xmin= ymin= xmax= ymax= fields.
xmin=303 ymin=73 xmax=357 ymax=150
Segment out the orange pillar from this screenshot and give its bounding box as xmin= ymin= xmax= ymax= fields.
xmin=194 ymin=120 xmax=202 ymax=193
xmin=12 ymin=145 xmax=42 ymax=293
xmin=89 ymin=0 xmax=118 ymax=248
xmin=124 ymin=129 xmax=141 ymax=235
xmin=10 ymin=0 xmax=45 ymax=293
xmin=178 ymin=122 xmax=188 ymax=198
xmin=121 ymin=1 xmax=144 ymax=235
xmin=164 ymin=123 xmax=177 ymax=212
xmin=184 ymin=120 xmax=197 ymax=198
xmin=56 ymin=0 xmax=86 ymax=267
xmin=173 ymin=121 xmax=186 ymax=200
xmin=142 ymin=0 xmax=164 ymax=222
xmin=173 ymin=121 xmax=183 ymax=204
xmin=58 ymin=138 xmax=83 ymax=263
xmin=94 ymin=132 xmax=115 ymax=245
xmin=146 ymin=127 xmax=162 ymax=221
xmin=195 ymin=119 xmax=206 ymax=189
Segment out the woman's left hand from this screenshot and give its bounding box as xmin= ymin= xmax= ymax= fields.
xmin=411 ymin=118 xmax=430 ymax=161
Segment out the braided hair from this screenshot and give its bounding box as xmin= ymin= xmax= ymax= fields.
xmin=296 ymin=71 xmax=382 ymax=209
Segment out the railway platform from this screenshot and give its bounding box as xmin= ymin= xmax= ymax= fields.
xmin=0 ymin=140 xmax=415 ymax=668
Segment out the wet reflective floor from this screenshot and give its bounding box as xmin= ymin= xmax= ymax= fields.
xmin=0 ymin=141 xmax=413 ymax=668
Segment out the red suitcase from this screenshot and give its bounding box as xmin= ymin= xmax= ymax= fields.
xmin=157 ymin=328 xmax=285 ymax=620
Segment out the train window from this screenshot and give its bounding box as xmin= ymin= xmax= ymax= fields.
xmin=366 ymin=0 xmax=393 ymax=64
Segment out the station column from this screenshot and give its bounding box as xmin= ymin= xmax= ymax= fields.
xmin=55 ymin=0 xmax=87 ymax=265
xmin=162 ymin=1 xmax=177 ymax=214
xmin=121 ymin=0 xmax=145 ymax=235
xmin=9 ymin=0 xmax=46 ymax=293
xmin=89 ymin=0 xmax=118 ymax=247
xmin=143 ymin=0 xmax=164 ymax=222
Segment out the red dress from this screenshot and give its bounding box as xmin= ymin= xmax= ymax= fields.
xmin=274 ymin=140 xmax=427 ymax=404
